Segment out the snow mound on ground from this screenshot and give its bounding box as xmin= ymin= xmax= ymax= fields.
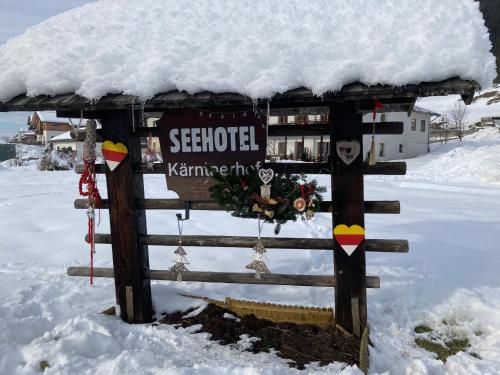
xmin=0 ymin=0 xmax=495 ymax=101
xmin=407 ymin=128 xmax=500 ymax=184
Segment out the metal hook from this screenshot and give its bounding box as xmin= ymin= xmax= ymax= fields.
xmin=176 ymin=202 xmax=191 ymax=221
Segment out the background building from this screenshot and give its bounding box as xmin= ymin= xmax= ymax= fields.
xmin=267 ymin=106 xmax=439 ymax=161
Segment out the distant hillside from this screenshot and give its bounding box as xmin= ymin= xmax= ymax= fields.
xmin=478 ymin=0 xmax=500 ymax=82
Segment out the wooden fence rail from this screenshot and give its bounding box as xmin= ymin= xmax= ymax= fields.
xmin=87 ymin=233 xmax=409 ymax=253
xmin=74 ymin=198 xmax=401 ymax=214
xmin=67 ymin=267 xmax=381 ymax=288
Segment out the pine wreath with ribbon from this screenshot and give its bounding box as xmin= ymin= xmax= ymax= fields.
xmin=209 ymin=166 xmax=326 ymax=234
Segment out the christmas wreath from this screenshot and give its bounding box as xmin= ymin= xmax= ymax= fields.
xmin=209 ymin=166 xmax=326 ymax=234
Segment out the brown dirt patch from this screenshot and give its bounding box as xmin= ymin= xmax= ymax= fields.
xmin=159 ymin=303 xmax=360 ymax=370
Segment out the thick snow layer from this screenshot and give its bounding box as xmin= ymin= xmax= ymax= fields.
xmin=0 ymin=129 xmax=500 ymax=373
xmin=0 ymin=0 xmax=496 ymax=101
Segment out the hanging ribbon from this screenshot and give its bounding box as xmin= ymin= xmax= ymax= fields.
xmin=78 ymin=120 xmax=101 ymax=285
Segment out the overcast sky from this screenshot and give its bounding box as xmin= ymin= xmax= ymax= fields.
xmin=0 ymin=0 xmax=94 ymax=136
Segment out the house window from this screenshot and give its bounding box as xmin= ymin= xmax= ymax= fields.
xmin=295 ymin=115 xmax=308 ymax=125
xmin=278 ymin=142 xmax=286 ymax=156
xmin=399 ymin=144 xmax=403 ymax=153
xmin=278 ymin=116 xmax=287 ymax=125
xmin=379 ymin=143 xmax=385 ymax=157
xmin=421 ymin=120 xmax=426 ymax=132
xmin=411 ymin=119 xmax=417 ymax=131
xmin=381 ymin=113 xmax=387 ymax=122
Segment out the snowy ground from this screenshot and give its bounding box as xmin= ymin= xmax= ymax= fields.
xmin=0 ymin=128 xmax=499 ymax=374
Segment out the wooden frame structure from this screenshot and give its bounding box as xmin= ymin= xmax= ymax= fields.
xmin=0 ymin=78 xmax=478 ymax=335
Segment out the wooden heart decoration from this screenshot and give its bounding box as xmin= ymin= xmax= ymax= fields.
xmin=258 ymin=168 xmax=274 ymax=185
xmin=334 ymin=224 xmax=365 ymax=256
xmin=102 ymin=141 xmax=128 ymax=171
xmin=336 ymin=141 xmax=360 ymax=165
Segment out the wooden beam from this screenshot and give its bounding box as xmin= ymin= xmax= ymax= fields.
xmin=76 ymin=161 xmax=406 ymax=175
xmin=1 ymin=78 xmax=480 ymax=112
xmin=74 ymin=198 xmax=401 ymax=214
xmin=67 ymin=267 xmax=381 ymax=288
xmin=330 ymin=100 xmax=367 ymax=336
xmin=101 ymin=111 xmax=153 ymax=323
xmin=88 ymin=233 xmax=409 ymax=253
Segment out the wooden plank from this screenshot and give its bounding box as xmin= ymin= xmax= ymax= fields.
xmin=330 ymin=100 xmax=367 ymax=335
xmin=101 ymin=111 xmax=153 ymax=324
xmin=74 ymin=198 xmax=401 ymax=214
xmin=67 ymin=267 xmax=381 ymax=288
xmin=76 ymin=161 xmax=406 ymax=175
xmin=351 ymin=297 xmax=361 ymax=338
xmin=88 ymin=233 xmax=409 ymax=253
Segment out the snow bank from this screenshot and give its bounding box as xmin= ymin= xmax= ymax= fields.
xmin=406 ymin=128 xmax=500 ymax=185
xmin=0 ymin=0 xmax=495 ymax=101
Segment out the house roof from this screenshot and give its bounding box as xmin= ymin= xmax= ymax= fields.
xmin=35 ymin=111 xmax=72 ymax=124
xmin=0 ymin=0 xmax=495 ymax=103
xmin=413 ymin=106 xmax=441 ymax=117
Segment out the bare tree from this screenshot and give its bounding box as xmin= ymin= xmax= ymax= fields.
xmin=446 ymin=102 xmax=468 ymax=141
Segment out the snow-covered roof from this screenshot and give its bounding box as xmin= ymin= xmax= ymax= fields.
xmin=413 ymin=106 xmax=441 ymax=117
xmin=0 ymin=0 xmax=496 ymax=102
xmin=36 ymin=111 xmax=71 ymax=124
xmin=50 ymin=131 xmax=73 ymax=142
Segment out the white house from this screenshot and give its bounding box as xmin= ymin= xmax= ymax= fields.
xmin=50 ymin=127 xmax=103 ymax=163
xmin=361 ymin=106 xmax=439 ymax=161
xmin=29 ymin=111 xmax=76 ymax=147
xmin=267 ymin=106 xmax=439 ymax=161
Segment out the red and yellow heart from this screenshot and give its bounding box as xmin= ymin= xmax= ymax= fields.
xmin=334 ymin=224 xmax=365 ymax=256
xmin=102 ymin=141 xmax=128 ymax=171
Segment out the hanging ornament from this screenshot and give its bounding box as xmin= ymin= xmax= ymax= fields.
xmin=258 ymin=168 xmax=274 ymax=200
xmin=169 ymin=215 xmax=189 ymax=281
xmin=78 ymin=119 xmax=101 ymax=285
xmin=102 ymin=141 xmax=128 ymax=171
xmin=245 ymin=217 xmax=271 ymax=279
xmin=369 ymin=99 xmax=385 ymax=166
xmin=336 ymin=140 xmax=361 ymax=165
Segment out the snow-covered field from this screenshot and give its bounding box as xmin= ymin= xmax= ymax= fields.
xmin=1 ymin=128 xmax=500 ymax=374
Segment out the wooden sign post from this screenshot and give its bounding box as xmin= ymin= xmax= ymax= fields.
xmin=101 ymin=111 xmax=153 ymax=323
xmin=330 ymin=101 xmax=367 ymax=336
xmin=157 ymin=109 xmax=266 ymax=200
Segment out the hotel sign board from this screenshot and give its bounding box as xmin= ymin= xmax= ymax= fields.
xmin=157 ymin=109 xmax=267 ymax=200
